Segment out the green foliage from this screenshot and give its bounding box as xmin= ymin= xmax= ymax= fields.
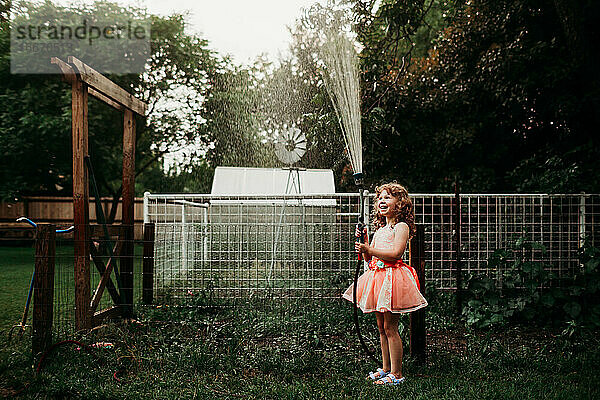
xmin=463 ymin=239 xmax=600 ymax=333
xmin=354 ymin=0 xmax=600 ymax=192
xmin=0 ymin=1 xmax=220 ymax=200
xmin=3 ymin=0 xmax=599 ymax=196
xmin=199 ymin=61 xmax=276 ymax=169
xmin=423 ymin=280 xmax=458 ymax=330
xmin=286 ymin=6 xmax=360 ymax=190
xmin=136 ymin=159 xmax=214 ymax=194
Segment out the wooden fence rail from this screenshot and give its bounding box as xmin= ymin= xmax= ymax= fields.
xmin=0 ymin=196 xmax=145 ymax=240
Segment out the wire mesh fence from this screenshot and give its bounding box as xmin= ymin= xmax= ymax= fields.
xmin=144 ymin=193 xmax=600 ymax=296
xmin=53 ymin=235 xmax=75 ymax=338
xmin=456 ymin=194 xmax=599 ymax=283
xmin=10 ymin=192 xmax=599 ymax=348
xmin=144 ymin=193 xmax=359 ymax=302
xmin=40 ymin=225 xmax=137 ymax=341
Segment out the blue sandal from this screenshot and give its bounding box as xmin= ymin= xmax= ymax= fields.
xmin=367 ymin=368 xmax=389 ymax=381
xmin=374 ymin=373 xmax=405 ymax=385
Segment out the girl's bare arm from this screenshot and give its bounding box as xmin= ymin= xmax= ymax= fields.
xmin=354 ymin=226 xmax=373 ymax=262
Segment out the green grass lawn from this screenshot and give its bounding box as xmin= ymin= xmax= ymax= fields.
xmin=0 ymin=247 xmax=598 ymax=399
xmin=0 ymin=246 xmax=35 ymax=332
xmin=0 ymin=244 xmax=145 ymax=334
xmin=1 ymin=303 xmax=599 ymax=399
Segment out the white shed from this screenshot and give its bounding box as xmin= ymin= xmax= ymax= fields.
xmin=210 ymin=167 xmax=336 ymax=206
xmin=211 ymin=167 xmax=335 ymax=194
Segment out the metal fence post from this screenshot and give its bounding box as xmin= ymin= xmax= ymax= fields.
xmin=143 ymin=191 xmax=150 ymax=224
xmin=410 ymin=225 xmax=426 ymax=363
xmin=579 ymin=192 xmax=586 ymax=249
xmin=454 ymin=180 xmax=462 ymax=315
xmin=181 ymin=204 xmax=187 ymax=272
xmin=143 ymin=223 xmax=155 ymax=304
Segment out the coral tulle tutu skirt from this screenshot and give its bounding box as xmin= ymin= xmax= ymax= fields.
xmin=342 ymin=258 xmax=428 ymax=313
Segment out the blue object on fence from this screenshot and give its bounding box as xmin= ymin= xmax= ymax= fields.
xmin=16 ymin=217 xmax=74 ymax=233
xmin=16 ymin=217 xmax=36 ymax=228
xmin=9 ymin=217 xmax=74 ymax=339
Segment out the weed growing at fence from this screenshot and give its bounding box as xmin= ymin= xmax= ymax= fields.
xmin=462 ymin=240 xmax=600 ymax=333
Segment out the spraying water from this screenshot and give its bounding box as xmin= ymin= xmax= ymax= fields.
xmin=319 ymin=21 xmax=363 ymax=182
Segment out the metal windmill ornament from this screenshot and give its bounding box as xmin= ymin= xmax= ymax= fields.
xmin=274 ymin=126 xmax=306 ymax=165
xmin=268 ymin=125 xmax=307 ymax=285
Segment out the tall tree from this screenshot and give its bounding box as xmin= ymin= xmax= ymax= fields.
xmin=354 ymin=0 xmax=600 ymax=193
xmin=0 ymin=1 xmax=219 ymax=205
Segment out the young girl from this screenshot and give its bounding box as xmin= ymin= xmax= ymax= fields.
xmin=342 ymin=182 xmax=427 ymax=386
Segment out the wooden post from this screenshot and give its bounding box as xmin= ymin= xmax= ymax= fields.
xmin=454 ymin=180 xmax=462 ymax=316
xmin=52 ymin=57 xmax=148 ymax=328
xmin=121 ymin=109 xmax=136 ymax=316
xmin=72 ymin=76 xmax=91 ymax=330
xmin=142 ymin=223 xmax=155 ymax=304
xmin=33 ymin=224 xmax=56 ymax=356
xmin=410 ymin=225 xmax=426 ymax=363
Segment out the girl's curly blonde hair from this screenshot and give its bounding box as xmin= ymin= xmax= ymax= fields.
xmin=372 ymin=182 xmax=417 ymax=239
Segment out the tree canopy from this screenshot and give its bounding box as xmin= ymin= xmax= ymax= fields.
xmin=0 ymin=0 xmax=219 ymax=201
xmin=0 ymin=0 xmax=598 ymax=199
xmin=353 ymin=0 xmax=600 ymax=193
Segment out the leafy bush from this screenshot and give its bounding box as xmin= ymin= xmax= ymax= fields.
xmin=462 ymin=238 xmax=600 ymax=333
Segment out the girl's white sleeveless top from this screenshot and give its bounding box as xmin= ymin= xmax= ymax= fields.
xmin=372 ymin=225 xmax=395 ymax=250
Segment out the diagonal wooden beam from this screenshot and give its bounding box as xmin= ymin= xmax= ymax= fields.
xmin=52 ymin=57 xmax=124 ymax=112
xmin=67 ymin=56 xmax=147 ymax=115
xmin=90 ymin=239 xmax=124 ymax=312
xmin=51 ymin=57 xmax=75 ymax=83
xmin=92 ymin=305 xmax=121 ymax=326
xmin=89 ymin=87 xmax=125 ymax=112
xmin=90 ymin=260 xmax=114 ymax=313
xmin=89 ymin=242 xmax=121 ymax=307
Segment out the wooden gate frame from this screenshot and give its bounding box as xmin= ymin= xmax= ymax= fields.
xmin=52 ymin=56 xmax=147 ymax=330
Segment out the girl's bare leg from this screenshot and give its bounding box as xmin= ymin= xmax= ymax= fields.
xmin=383 ymin=312 xmax=403 ymax=378
xmin=375 ymin=312 xmax=390 ymax=372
